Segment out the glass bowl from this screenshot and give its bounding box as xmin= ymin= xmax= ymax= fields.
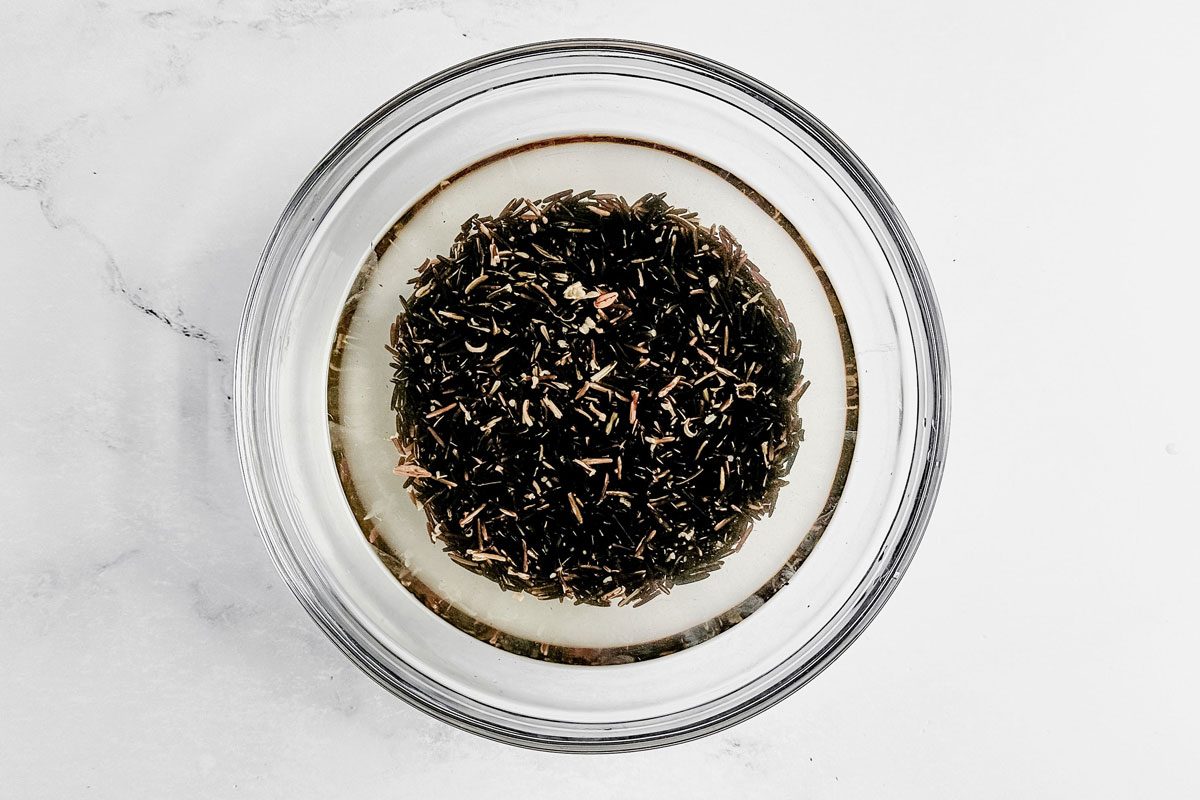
xmin=235 ymin=39 xmax=949 ymax=752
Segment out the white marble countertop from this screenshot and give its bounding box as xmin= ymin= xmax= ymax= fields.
xmin=3 ymin=1 xmax=1197 ymax=796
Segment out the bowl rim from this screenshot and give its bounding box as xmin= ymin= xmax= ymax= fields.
xmin=235 ymin=37 xmax=950 ymax=752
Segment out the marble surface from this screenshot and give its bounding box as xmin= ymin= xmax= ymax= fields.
xmin=2 ymin=1 xmax=1197 ymax=796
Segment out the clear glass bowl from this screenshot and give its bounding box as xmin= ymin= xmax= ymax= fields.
xmin=236 ymin=39 xmax=949 ymax=751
